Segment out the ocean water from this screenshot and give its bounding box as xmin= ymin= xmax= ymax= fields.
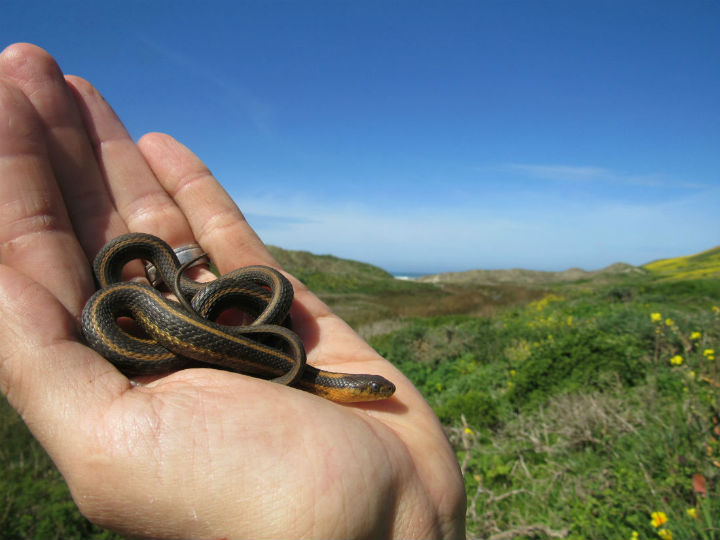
xmin=392 ymin=272 xmax=429 ymax=280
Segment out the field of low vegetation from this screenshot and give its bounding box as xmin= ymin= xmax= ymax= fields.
xmin=1 ymin=246 xmax=719 ymax=539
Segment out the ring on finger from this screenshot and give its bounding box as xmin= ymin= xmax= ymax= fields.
xmin=145 ymin=243 xmax=209 ymax=287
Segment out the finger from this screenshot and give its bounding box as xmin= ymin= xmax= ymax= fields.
xmin=0 ymin=77 xmax=93 ymax=316
xmin=0 ymin=43 xmax=126 ymax=257
xmin=137 ymin=132 xmax=278 ymax=272
xmin=65 ymin=76 xmax=199 ymax=250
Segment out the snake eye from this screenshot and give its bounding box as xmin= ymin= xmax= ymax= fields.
xmin=368 ymin=377 xmax=395 ymax=398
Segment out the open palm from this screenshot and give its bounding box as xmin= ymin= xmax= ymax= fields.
xmin=0 ymin=44 xmax=465 ymax=539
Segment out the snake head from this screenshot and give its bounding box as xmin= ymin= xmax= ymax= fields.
xmin=364 ymin=376 xmax=396 ymax=401
xmin=302 ymin=369 xmax=396 ymax=402
xmin=337 ymin=373 xmax=396 ymax=402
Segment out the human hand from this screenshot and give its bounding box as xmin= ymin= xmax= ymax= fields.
xmin=0 ymin=43 xmax=465 ymax=539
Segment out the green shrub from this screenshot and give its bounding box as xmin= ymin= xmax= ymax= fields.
xmin=509 ymin=327 xmax=645 ymax=410
xmin=436 ymin=389 xmax=500 ymax=429
xmin=642 ymin=279 xmax=720 ymax=302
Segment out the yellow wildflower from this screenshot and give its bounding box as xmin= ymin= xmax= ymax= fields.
xmin=703 ymin=349 xmax=715 ymax=360
xmin=657 ymin=529 xmax=672 ymax=540
xmin=650 ymin=511 xmax=668 ymax=528
xmin=686 ymin=507 xmax=698 ymax=519
xmin=713 ymin=306 xmax=719 ymax=313
xmin=690 ymin=331 xmax=702 ymax=340
xmin=651 ymin=312 xmax=662 ymax=322
xmin=464 ymin=427 xmax=474 ymax=436
xmin=630 ymin=531 xmax=639 ymax=540
xmin=665 ymin=318 xmax=674 ymax=327
xmin=670 ymin=355 xmax=683 ymax=366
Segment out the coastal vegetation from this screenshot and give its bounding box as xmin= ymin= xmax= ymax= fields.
xmin=1 ymin=246 xmax=719 ymax=539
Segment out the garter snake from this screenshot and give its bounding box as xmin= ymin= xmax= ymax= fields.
xmin=81 ymin=233 xmax=395 ymax=402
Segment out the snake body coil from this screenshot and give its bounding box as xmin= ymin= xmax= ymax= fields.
xmin=81 ymin=233 xmax=395 ymax=402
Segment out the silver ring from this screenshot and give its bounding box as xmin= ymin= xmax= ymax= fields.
xmin=145 ymin=243 xmax=210 ymax=288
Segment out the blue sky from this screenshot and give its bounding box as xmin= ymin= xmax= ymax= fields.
xmin=4 ymin=1 xmax=719 ymax=273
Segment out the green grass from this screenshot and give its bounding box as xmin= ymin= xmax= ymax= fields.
xmin=370 ymin=280 xmax=720 ymax=539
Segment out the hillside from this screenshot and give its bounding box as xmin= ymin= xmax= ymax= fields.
xmin=265 ymin=245 xmax=544 ymax=326
xmin=268 ymin=245 xmax=392 ymax=280
xmin=266 ymin=245 xmax=428 ymax=293
xmin=643 ymin=245 xmax=720 ymax=280
xmin=417 ymin=261 xmax=646 ymax=286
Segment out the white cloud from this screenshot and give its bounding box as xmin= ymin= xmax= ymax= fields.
xmin=500 ymin=162 xmax=685 ymax=188
xmin=229 ymin=179 xmax=719 ymax=274
xmin=507 ymin=163 xmax=613 ymax=182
